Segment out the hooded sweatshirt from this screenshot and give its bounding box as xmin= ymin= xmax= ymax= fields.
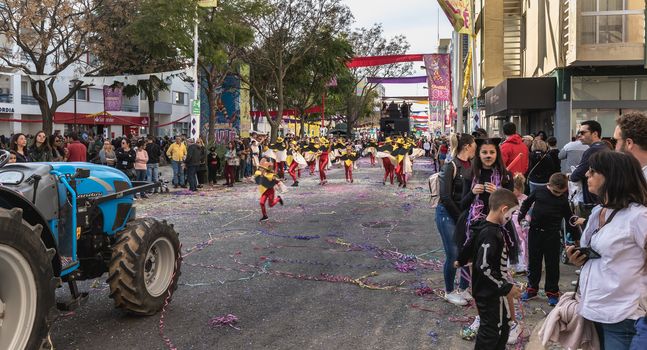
xmin=470 ymin=220 xmax=513 ymax=300
xmin=500 ymin=134 xmax=529 ymax=175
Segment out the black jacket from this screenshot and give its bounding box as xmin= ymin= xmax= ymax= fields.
xmin=570 ymin=141 xmax=608 ymax=205
xmin=184 ymin=144 xmax=202 ymax=166
xmin=470 ymin=220 xmax=513 ymax=299
xmin=438 ymin=158 xmax=471 ymax=222
xmin=115 ymin=148 xmax=135 ymax=170
xmin=518 ymin=187 xmax=577 ymax=231
xmin=145 ymin=142 xmax=161 ymax=164
xmin=528 ymin=149 xmax=560 ymax=184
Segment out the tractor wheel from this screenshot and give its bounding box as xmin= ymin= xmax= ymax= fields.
xmin=107 ymin=218 xmax=181 ymax=315
xmin=0 ymin=208 xmax=57 ymax=350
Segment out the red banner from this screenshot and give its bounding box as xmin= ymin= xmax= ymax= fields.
xmin=54 ymin=112 xmax=149 ymax=126
xmin=346 ymin=54 xmax=425 ymax=68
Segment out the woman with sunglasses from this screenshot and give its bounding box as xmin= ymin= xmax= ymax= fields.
xmin=49 ymin=135 xmax=65 ymax=161
xmin=28 ymin=130 xmax=52 ymax=162
xmin=566 ymin=151 xmax=647 ymax=350
xmin=115 ymin=138 xmax=136 ymax=179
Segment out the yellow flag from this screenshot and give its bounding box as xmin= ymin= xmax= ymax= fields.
xmin=198 ymin=0 xmax=218 ymax=7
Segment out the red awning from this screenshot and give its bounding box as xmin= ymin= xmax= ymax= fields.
xmin=54 ymin=112 xmax=149 ymax=126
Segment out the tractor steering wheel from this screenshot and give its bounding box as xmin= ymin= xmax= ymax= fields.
xmin=0 ymin=149 xmax=10 ymax=168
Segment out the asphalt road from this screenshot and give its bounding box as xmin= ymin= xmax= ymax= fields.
xmin=49 ymin=158 xmax=576 ymax=350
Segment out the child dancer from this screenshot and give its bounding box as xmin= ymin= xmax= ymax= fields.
xmin=287 ymin=141 xmax=301 ymax=187
xmin=254 ymin=157 xmax=284 ymax=222
xmin=270 ymin=137 xmax=287 ymax=179
xmin=377 ymin=137 xmax=395 ymax=185
xmin=318 ymin=138 xmax=330 ymax=185
xmin=340 ymin=144 xmax=360 ymax=183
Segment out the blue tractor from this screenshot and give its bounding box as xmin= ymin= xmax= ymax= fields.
xmin=0 ymin=150 xmax=181 ymax=350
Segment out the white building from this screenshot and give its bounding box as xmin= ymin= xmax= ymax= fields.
xmin=0 ymin=36 xmax=193 ymax=138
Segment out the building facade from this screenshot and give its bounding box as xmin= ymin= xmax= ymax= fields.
xmin=472 ymin=0 xmax=646 ymax=146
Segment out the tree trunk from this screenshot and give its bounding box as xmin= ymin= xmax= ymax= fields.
xmin=33 ymin=81 xmax=54 ymax=135
xmin=346 ymin=121 xmax=353 ymax=139
xmin=208 ymin=84 xmax=217 ymax=146
xmin=146 ymin=84 xmax=157 ymax=137
xmin=299 ymin=116 xmax=305 ymax=138
xmin=252 ymin=115 xmax=259 ymax=131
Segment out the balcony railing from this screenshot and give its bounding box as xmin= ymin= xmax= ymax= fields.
xmin=21 ymin=95 xmax=38 ymax=105
xmin=0 ymin=93 xmax=12 ymax=103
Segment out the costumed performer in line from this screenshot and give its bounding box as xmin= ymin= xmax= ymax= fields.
xmin=254 ymin=157 xmax=284 ymax=222
xmin=393 ymin=138 xmax=413 ymax=188
xmin=287 ymin=140 xmax=303 ymax=187
xmin=340 ymin=144 xmax=360 ymax=183
xmin=377 ymin=137 xmax=396 ymax=185
xmin=364 ymin=138 xmax=378 ymax=166
xmin=270 ymin=136 xmax=287 ymax=179
xmin=318 ymin=137 xmax=331 ymax=185
xmin=303 ymin=137 xmax=319 ymax=175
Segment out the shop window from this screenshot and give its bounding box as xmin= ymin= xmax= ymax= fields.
xmin=621 ymin=77 xmax=647 ymax=100
xmin=68 ymin=87 xmax=88 ymax=101
xmin=572 ymin=108 xmax=619 ymax=138
xmin=572 ymin=76 xmax=620 ymax=101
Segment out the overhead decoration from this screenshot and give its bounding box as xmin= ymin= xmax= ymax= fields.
xmin=437 ymin=0 xmax=472 ymax=34
xmin=366 ymin=76 xmax=427 ymax=84
xmin=423 ymin=54 xmax=451 ymax=102
xmin=346 ymin=54 xmax=424 ymax=68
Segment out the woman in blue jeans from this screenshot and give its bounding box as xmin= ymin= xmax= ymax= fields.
xmin=567 ymin=151 xmax=647 ymax=350
xmin=436 ymin=133 xmax=476 ymax=306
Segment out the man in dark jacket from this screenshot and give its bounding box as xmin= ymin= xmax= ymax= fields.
xmin=184 ymin=138 xmax=201 ymax=192
xmin=500 ymin=122 xmax=529 ymax=175
xmin=145 ymin=135 xmax=162 ymax=193
xmin=569 ymin=120 xmax=607 ymax=220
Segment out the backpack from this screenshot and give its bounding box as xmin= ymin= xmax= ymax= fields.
xmin=429 ymin=161 xmax=457 ymax=208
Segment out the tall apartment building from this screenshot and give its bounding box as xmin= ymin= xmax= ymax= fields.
xmin=0 ymin=35 xmax=193 ymax=138
xmin=474 ymin=0 xmax=646 ymax=146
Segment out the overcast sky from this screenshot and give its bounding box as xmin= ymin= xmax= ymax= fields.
xmin=343 ymin=0 xmax=453 ymax=107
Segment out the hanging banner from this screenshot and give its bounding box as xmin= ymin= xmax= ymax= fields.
xmin=346 ymin=54 xmax=424 ymax=68
xmin=366 ymin=76 xmax=427 ymax=84
xmin=423 ymin=54 xmax=451 ymax=102
xmin=103 ymin=86 xmax=123 ymax=111
xmin=437 ymin=0 xmax=472 ymax=34
xmin=213 ymin=128 xmax=238 ymax=145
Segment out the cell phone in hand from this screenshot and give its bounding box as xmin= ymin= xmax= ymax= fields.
xmin=576 ymin=247 xmax=601 ymax=259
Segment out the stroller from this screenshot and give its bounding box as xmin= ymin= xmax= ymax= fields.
xmin=156 ymin=171 xmax=171 ymax=193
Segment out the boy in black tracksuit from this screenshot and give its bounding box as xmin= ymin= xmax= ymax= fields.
xmin=518 ymin=173 xmax=584 ymax=305
xmin=469 ymin=189 xmax=521 ymax=350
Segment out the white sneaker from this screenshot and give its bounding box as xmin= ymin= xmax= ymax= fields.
xmin=575 ymin=269 xmax=581 ymax=275
xmin=444 ymin=290 xmax=468 ymax=306
xmin=459 ymin=289 xmax=474 ymax=301
xmin=469 ymin=315 xmax=480 ymax=331
xmin=507 ymin=321 xmax=522 ymax=345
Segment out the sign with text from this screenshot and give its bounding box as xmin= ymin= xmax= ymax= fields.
xmin=103 ymin=86 xmax=123 ymax=111
xmin=424 ymin=54 xmax=451 ymax=102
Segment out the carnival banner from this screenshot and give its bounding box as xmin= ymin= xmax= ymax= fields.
xmin=103 ymin=86 xmax=123 ymax=111
xmin=366 ymin=76 xmax=427 ymax=84
xmin=213 ymin=128 xmax=238 ymax=145
xmin=346 ymin=54 xmax=424 ymax=68
xmin=423 ymin=54 xmax=451 ymax=102
xmin=437 ymin=0 xmax=472 ymax=34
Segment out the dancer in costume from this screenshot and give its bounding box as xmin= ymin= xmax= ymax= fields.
xmin=377 ymin=137 xmax=396 ymax=185
xmin=270 ymin=137 xmax=287 ymax=179
xmin=393 ymin=138 xmax=413 ymax=188
xmin=364 ymin=138 xmax=378 ymax=166
xmin=254 ymin=157 xmax=284 ymax=222
xmin=303 ymin=137 xmax=319 ymax=175
xmin=286 ymin=141 xmax=303 ymax=187
xmin=339 ymin=144 xmax=360 ymax=183
xmin=317 ymin=137 xmax=331 ymax=185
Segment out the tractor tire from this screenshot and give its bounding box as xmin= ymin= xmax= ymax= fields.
xmin=107 ymin=218 xmax=181 ymax=315
xmin=0 ymin=208 xmax=57 ymax=350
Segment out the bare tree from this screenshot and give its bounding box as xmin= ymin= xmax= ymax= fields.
xmin=0 ymin=0 xmax=100 ymax=134
xmin=333 ymin=24 xmax=413 ymax=136
xmin=242 ymin=0 xmax=352 ymax=141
